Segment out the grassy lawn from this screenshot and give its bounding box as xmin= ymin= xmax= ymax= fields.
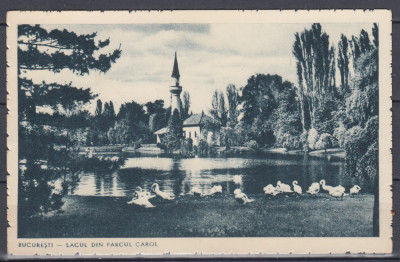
xmin=19 ymin=193 xmax=374 ymax=238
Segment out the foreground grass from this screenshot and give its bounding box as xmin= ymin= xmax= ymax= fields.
xmin=19 ymin=193 xmax=373 ymax=238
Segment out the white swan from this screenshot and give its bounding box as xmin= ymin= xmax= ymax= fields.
xmin=329 ymin=185 xmax=345 ymax=194
xmin=292 ymin=181 xmax=302 ymax=194
xmin=135 ymin=186 xmax=154 ymax=199
xmin=232 ymin=175 xmax=243 ymax=185
xmin=350 ymin=185 xmax=361 ymax=197
xmin=233 ymin=188 xmax=255 ymax=205
xmin=306 ymin=182 xmax=320 ymax=196
xmin=263 ymin=184 xmax=275 ymax=194
xmin=127 ymin=192 xmax=155 ymax=208
xmin=188 ymin=186 xmax=203 ymax=196
xmin=151 ymin=183 xmax=175 ymax=200
xmin=263 ymin=184 xmax=280 ymax=196
xmin=329 ymin=189 xmax=346 ymax=200
xmin=320 ymin=179 xmax=333 ymax=192
xmin=205 ymin=185 xmax=222 ymax=196
xmin=276 ymin=181 xmax=293 ymax=193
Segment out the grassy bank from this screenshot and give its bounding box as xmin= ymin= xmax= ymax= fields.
xmin=19 ymin=193 xmax=373 ymax=238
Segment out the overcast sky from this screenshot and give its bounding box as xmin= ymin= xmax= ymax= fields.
xmin=24 ymin=23 xmax=374 ymax=114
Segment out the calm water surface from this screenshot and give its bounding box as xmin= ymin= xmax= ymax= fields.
xmin=71 ymin=153 xmax=373 ymax=197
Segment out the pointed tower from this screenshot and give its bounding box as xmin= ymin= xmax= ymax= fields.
xmin=169 ymin=52 xmax=182 ymax=115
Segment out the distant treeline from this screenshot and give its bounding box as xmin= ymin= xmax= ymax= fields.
xmin=207 ymin=23 xmax=378 ymax=171
xmin=21 ymin=24 xmax=378 ymax=161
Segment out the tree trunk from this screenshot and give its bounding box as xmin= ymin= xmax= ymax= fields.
xmin=372 ymin=176 xmax=379 ymax=236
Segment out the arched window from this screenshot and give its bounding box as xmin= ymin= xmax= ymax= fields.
xmin=195 ymin=131 xmax=197 ymax=138
xmin=189 ymin=132 xmax=191 ymax=138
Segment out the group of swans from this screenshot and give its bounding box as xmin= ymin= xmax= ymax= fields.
xmin=188 ymin=184 xmax=254 ymax=205
xmin=127 ymin=178 xmax=362 ymax=208
xmin=128 ymin=183 xmax=224 ymax=208
xmin=264 ymin=179 xmax=361 ymax=200
xmin=127 ymin=183 xmax=175 ymax=208
xmin=263 ymin=181 xmax=297 ymax=196
xmin=187 ymin=183 xmax=255 ymax=205
xmin=188 ymin=185 xmax=223 ymax=197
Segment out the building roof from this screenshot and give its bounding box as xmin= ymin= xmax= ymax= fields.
xmin=171 ymin=51 xmax=180 ymax=79
xmin=183 ymin=113 xmax=218 ymax=127
xmin=154 ymin=127 xmax=167 ymax=135
xmin=154 ymin=114 xmax=219 ymax=135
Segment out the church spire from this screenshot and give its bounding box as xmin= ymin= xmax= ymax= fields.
xmin=171 ymin=51 xmax=180 ymax=80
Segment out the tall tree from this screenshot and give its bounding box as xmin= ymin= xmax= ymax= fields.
xmin=18 ymin=24 xmax=121 ymax=217
xmin=95 ymin=99 xmax=103 ymax=117
xmin=109 ymin=101 xmax=116 ymax=120
xmin=182 ymin=91 xmax=191 ymax=120
xmin=163 ymin=109 xmax=183 ymax=153
xmin=292 ymin=23 xmax=336 ymax=131
xmin=241 ymin=74 xmax=295 ymax=146
xmin=111 ymin=100 xmax=151 ymax=144
xmin=350 ymin=29 xmax=373 ymax=70
xmin=271 ymin=81 xmax=303 ymax=150
xmin=209 ymin=90 xmax=228 ymax=127
xmin=145 ymin=100 xmax=165 ymax=115
xmin=226 ymin=84 xmax=239 ymax=124
xmin=145 ymin=100 xmax=168 ymax=133
xmin=337 ymin=34 xmax=350 ymax=96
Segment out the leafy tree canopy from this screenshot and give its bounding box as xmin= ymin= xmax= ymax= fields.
xmin=18 ymin=25 xmax=121 ymax=74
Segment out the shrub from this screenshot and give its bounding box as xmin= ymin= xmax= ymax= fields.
xmin=344 ymin=116 xmax=378 ymax=179
xmin=344 ymin=128 xmax=363 ymax=177
xmin=283 ymin=134 xmax=301 ymax=150
xmin=333 ymin=123 xmax=347 ymax=148
xmin=244 ymin=140 xmax=259 ymax=151
xmin=315 ymin=133 xmax=332 ymax=152
xmin=183 ymin=138 xmax=193 ymax=154
xmin=307 ymin=128 xmax=319 ymax=150
xmin=197 ymin=139 xmax=208 ymax=155
xmin=276 ymin=133 xmax=301 ymax=150
xmin=330 ymin=136 xmax=339 ymax=148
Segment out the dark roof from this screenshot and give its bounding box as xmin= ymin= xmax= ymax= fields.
xmin=171 ymin=52 xmax=180 ymax=79
xmin=183 ymin=113 xmax=218 ymax=127
xmin=154 ymin=114 xmax=218 ymax=134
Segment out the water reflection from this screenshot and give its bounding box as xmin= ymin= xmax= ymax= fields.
xmin=71 ymin=154 xmax=374 ymax=198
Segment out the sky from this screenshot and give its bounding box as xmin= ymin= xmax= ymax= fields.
xmin=23 ymin=23 xmax=374 ymax=114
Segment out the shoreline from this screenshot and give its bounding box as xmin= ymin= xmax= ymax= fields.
xmin=263 ymin=147 xmax=346 ymax=159
xmin=79 ymin=145 xmax=346 ymax=160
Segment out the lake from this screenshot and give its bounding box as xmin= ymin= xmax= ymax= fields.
xmin=20 ymin=152 xmax=376 ymax=238
xmin=71 ymin=153 xmax=373 ymax=198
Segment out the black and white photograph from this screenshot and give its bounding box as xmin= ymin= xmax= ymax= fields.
xmin=6 ymin=10 xmax=392 ymax=255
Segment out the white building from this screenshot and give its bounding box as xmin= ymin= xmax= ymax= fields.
xmin=154 ymin=53 xmax=220 ymax=146
xmin=182 ymin=112 xmax=219 ymax=146
xmin=154 ymin=112 xmax=220 ymax=146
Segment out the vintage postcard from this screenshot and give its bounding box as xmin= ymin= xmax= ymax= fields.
xmin=7 ymin=10 xmax=392 ymax=256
